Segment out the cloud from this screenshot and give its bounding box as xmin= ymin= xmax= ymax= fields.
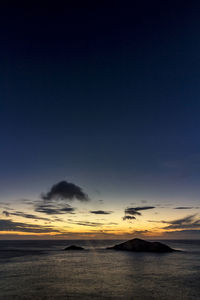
xmin=75 ymin=221 xmax=103 ymax=227
xmin=164 ymin=214 xmax=195 ymax=224
xmin=123 ymin=206 xmax=155 ymax=221
xmin=2 ymin=210 xmax=50 ymax=221
xmin=67 ymin=219 xmax=118 ymax=227
xmin=41 ymin=181 xmax=89 ymax=202
xmin=125 ymin=206 xmax=155 ymax=215
xmin=150 ymin=214 xmax=200 ymax=230
xmin=90 ymin=210 xmax=112 ymax=215
xmin=35 ymin=203 xmax=75 ymax=215
xmin=174 ymin=207 xmax=199 ymax=209
xmin=122 ymin=216 xmax=136 ymax=221
xmin=0 ymin=219 xmax=60 ymax=233
xmin=163 ymin=214 xmax=200 ymax=230
xmin=132 ymin=206 xmax=155 ymax=211
xmin=34 ymin=180 xmax=89 ymax=215
xmin=67 ymin=220 xmax=104 ymax=227
xmin=125 ymin=208 xmax=141 ymax=216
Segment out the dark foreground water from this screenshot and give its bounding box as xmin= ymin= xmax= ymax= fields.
xmin=0 ymin=240 xmax=200 ymax=300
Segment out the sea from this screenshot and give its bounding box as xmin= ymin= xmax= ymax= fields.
xmin=0 ymin=239 xmax=199 ymax=300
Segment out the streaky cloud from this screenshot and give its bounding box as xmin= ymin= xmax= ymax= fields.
xmin=0 ymin=219 xmax=60 ymax=233
xmin=132 ymin=206 xmax=155 ymax=211
xmin=174 ymin=206 xmax=199 ymax=209
xmin=90 ymin=210 xmax=112 ymax=215
xmin=2 ymin=210 xmax=50 ymax=221
xmin=123 ymin=205 xmax=155 ymax=221
xmin=152 ymin=214 xmax=200 ymax=230
xmin=35 ymin=203 xmax=75 ymax=215
xmin=68 ymin=220 xmax=104 ymax=227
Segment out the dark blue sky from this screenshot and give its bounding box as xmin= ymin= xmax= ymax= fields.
xmin=1 ymin=1 xmax=200 ymax=205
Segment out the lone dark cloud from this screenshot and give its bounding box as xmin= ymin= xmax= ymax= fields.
xmin=41 ymin=181 xmax=89 ymax=202
xmin=90 ymin=210 xmax=112 ymax=215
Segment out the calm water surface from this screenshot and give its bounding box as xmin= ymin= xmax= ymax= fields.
xmin=0 ymin=240 xmax=199 ymax=300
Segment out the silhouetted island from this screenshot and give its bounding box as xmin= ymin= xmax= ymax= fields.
xmin=64 ymin=245 xmax=85 ymax=251
xmin=107 ymin=238 xmax=175 ymax=253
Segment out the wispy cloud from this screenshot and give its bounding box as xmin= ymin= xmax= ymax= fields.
xmin=67 ymin=219 xmax=118 ymax=227
xmin=174 ymin=206 xmax=199 ymax=210
xmin=2 ymin=210 xmax=50 ymax=221
xmin=149 ymin=214 xmax=200 ymax=230
xmin=0 ymin=219 xmax=60 ymax=233
xmin=123 ymin=206 xmax=155 ymax=221
xmin=67 ymin=220 xmax=104 ymax=227
xmin=162 ymin=214 xmax=200 ymax=230
xmin=35 ymin=202 xmax=75 ymax=215
xmin=90 ymin=210 xmax=112 ymax=215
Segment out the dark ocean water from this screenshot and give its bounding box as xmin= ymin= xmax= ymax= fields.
xmin=0 ymin=239 xmax=200 ymax=300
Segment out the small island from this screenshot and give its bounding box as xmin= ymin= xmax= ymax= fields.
xmin=64 ymin=245 xmax=85 ymax=251
xmin=107 ymin=238 xmax=175 ymax=253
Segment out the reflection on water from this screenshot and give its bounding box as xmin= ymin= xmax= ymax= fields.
xmin=0 ymin=240 xmax=200 ymax=299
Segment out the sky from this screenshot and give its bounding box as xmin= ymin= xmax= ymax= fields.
xmin=0 ymin=1 xmax=200 ymax=239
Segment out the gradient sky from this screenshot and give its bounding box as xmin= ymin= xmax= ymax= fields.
xmin=0 ymin=1 xmax=200 ymax=239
